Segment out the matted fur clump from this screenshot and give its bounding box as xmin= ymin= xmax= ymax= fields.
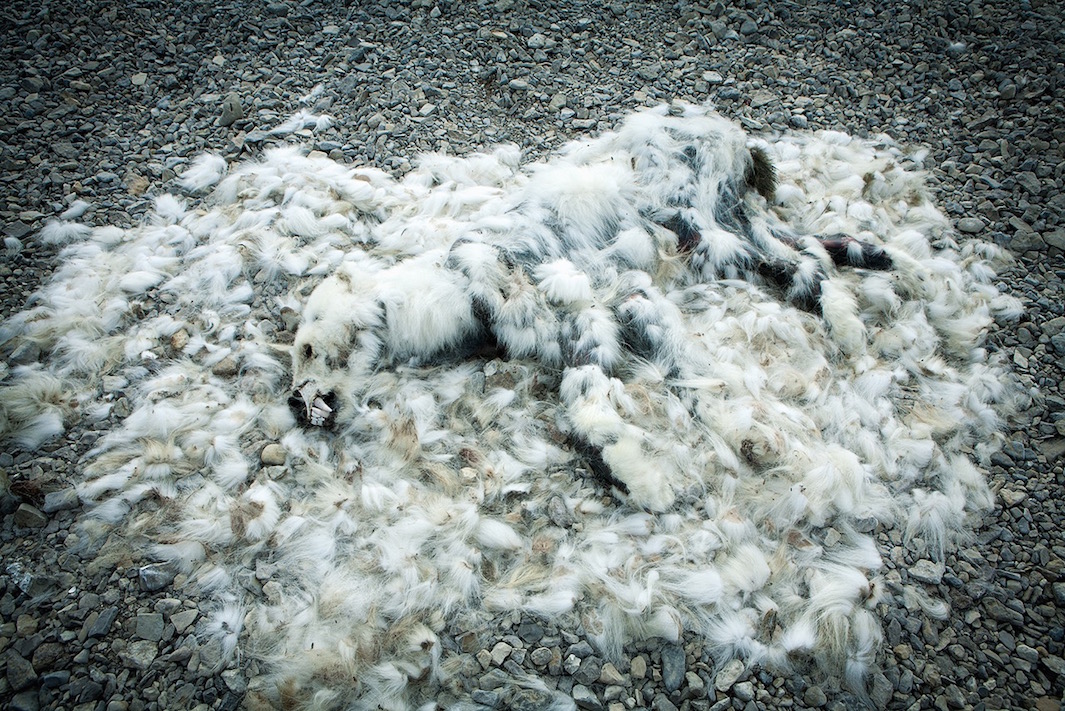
xmin=0 ymin=104 xmax=1020 ymax=709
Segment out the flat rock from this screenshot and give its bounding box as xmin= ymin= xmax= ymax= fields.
xmin=713 ymin=658 xmax=744 ymax=691
xmin=139 ymin=563 xmax=176 ymax=592
xmin=13 ymin=503 xmax=46 ymax=528
xmin=1044 ymin=228 xmax=1065 ymax=250
xmin=661 ymin=642 xmax=686 ymax=692
xmin=136 ymin=612 xmax=165 ymax=641
xmin=983 ymin=598 xmax=1024 ymax=626
xmin=572 ymin=684 xmax=603 ymax=711
xmin=1042 ymin=655 xmax=1065 ymax=677
xmin=598 ymin=662 xmax=626 ymax=686
xmin=6 ymin=651 xmax=37 ymax=691
xmin=999 ymin=488 xmax=1028 ymax=507
xmin=909 ymin=559 xmax=945 ymax=584
xmin=122 ymin=640 xmax=158 ymax=669
xmin=42 ymin=487 xmax=79 ymax=513
xmin=957 ymin=217 xmax=984 ymax=233
xmin=261 ymin=444 xmax=287 ymax=465
xmin=171 ymin=608 xmax=199 ymax=633
xmin=490 ymin=641 xmax=512 ymax=666
xmin=219 ymin=93 xmax=244 ymax=127
xmin=804 ymin=685 xmax=828 ymax=706
xmin=88 ymin=606 xmax=119 ymax=637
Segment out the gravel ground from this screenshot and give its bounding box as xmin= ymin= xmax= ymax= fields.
xmin=1 ymin=1 xmax=1064 ymax=710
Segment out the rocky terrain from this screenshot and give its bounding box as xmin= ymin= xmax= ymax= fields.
xmin=1 ymin=1 xmax=1063 ymax=710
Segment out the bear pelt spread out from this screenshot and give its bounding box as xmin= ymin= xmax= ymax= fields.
xmin=288 ymin=104 xmax=892 ymax=511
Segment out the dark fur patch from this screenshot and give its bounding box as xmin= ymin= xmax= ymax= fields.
xmin=663 ymin=214 xmax=701 ymax=253
xmin=819 ymin=234 xmax=894 ymax=270
xmin=572 ymin=437 xmax=630 ymax=495
xmin=745 ymin=146 xmax=777 ymax=201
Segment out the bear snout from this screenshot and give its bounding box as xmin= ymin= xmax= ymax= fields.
xmin=290 ymin=381 xmax=339 ymax=428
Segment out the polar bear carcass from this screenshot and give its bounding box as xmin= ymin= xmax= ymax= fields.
xmin=288 ymin=105 xmax=892 ymax=511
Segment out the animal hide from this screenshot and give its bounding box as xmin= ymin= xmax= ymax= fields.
xmin=0 ymin=104 xmax=1020 ymax=709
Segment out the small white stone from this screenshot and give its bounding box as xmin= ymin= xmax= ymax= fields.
xmin=490 ymin=641 xmax=512 ymax=666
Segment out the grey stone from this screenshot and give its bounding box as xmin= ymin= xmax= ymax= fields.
xmin=1043 ymin=316 xmax=1065 ymax=337
xmin=713 ymin=658 xmax=744 ymax=691
xmin=479 ymin=668 xmax=508 ymax=690
xmin=6 ymin=651 xmax=37 ymax=691
xmin=88 ymin=606 xmax=119 ymax=637
xmin=219 ymin=93 xmax=243 ymax=127
xmin=1010 ymin=230 xmax=1043 ymax=252
xmin=529 ymin=646 xmax=553 ymax=666
xmin=733 ymin=681 xmax=755 ymax=701
xmin=1044 ymin=228 xmax=1065 ymax=250
xmin=661 ymin=642 xmax=686 ymax=692
xmin=9 ymin=691 xmax=39 ymax=711
xmin=471 ymin=689 xmax=501 ymax=707
xmin=40 ymin=670 xmax=70 ymax=689
xmin=490 ymin=641 xmax=512 ymax=665
xmin=908 ymin=559 xmax=945 ymax=584
xmin=999 ymin=488 xmax=1028 ymax=507
xmin=572 ymin=684 xmax=603 ymax=711
xmin=548 ymin=495 xmax=574 ymax=527
xmin=563 ymin=653 xmax=581 ymax=675
xmin=171 ymin=608 xmax=199 ymax=633
xmin=122 ymin=640 xmax=158 ymax=669
xmin=637 ymin=64 xmax=663 ymax=81
xmin=3 ymin=221 xmax=32 ymax=239
xmin=1043 ymin=655 xmax=1065 ymax=677
xmin=510 ymin=688 xmax=557 ymax=711
xmin=222 ymin=669 xmax=247 ymax=693
xmin=136 ymin=612 xmax=165 ymax=641
xmin=13 ymin=503 xmax=46 ymax=528
xmin=739 ymin=19 xmax=758 ymax=35
xmin=212 ymin=355 xmax=239 ymax=376
xmin=598 ymin=662 xmax=626 ymax=686
xmin=42 ymin=487 xmax=79 ymax=513
xmin=517 ymin=621 xmax=544 ymax=643
xmin=566 ymin=640 xmax=594 ymax=658
xmin=984 ymin=598 xmax=1024 ymax=626
xmin=804 ymin=685 xmax=828 ymax=707
xmin=139 ymin=563 xmax=176 ymax=591
xmin=70 ymin=677 xmax=104 ymax=702
xmin=1017 ymin=644 xmax=1040 ymax=664
xmin=957 ymin=217 xmax=984 ymax=233
xmin=652 ymin=694 xmax=679 ymax=711
xmin=685 ymin=671 xmax=706 ymax=697
xmin=574 ymin=656 xmax=602 ymax=685
xmin=8 ymin=341 xmax=39 ymax=365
